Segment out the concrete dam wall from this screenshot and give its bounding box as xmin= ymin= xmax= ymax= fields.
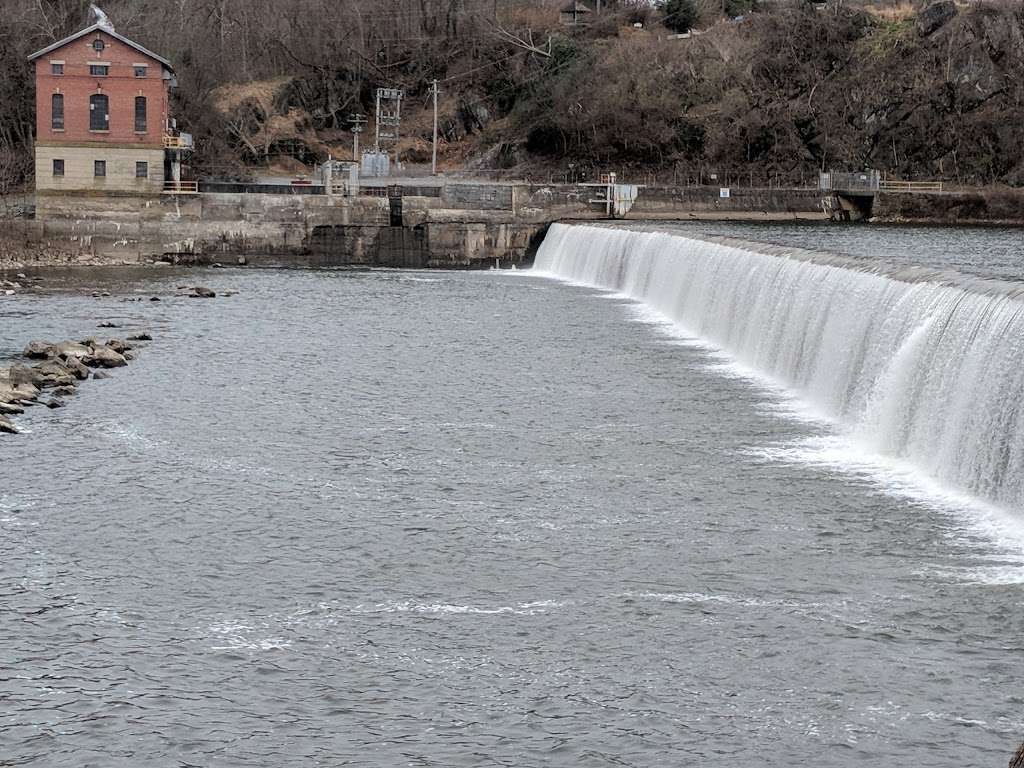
xmin=17 ymin=183 xmax=833 ymax=269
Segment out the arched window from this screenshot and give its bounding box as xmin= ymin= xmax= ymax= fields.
xmin=89 ymin=94 xmax=109 ymax=131
xmin=51 ymin=94 xmax=64 ymax=130
xmin=134 ymin=96 xmax=147 ymax=133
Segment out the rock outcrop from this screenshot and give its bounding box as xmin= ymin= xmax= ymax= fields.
xmin=1 ymin=334 xmax=151 ymax=435
xmin=917 ymin=0 xmax=957 ymax=36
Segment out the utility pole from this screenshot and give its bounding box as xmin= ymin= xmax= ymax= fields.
xmin=430 ymin=79 xmax=439 ymax=176
xmin=374 ymin=87 xmax=404 ymax=169
xmin=349 ymin=113 xmax=367 ymax=162
xmin=372 ymin=90 xmax=380 ymax=151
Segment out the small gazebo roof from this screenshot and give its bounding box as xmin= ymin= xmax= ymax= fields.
xmin=561 ymin=2 xmax=592 ymax=14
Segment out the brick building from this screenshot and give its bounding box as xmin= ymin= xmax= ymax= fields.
xmin=28 ymin=11 xmax=190 ymax=195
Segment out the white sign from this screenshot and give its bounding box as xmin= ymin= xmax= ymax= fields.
xmin=720 ymin=187 xmax=731 ymax=198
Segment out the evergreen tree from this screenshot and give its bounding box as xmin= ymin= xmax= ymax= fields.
xmin=661 ymin=0 xmax=697 ymax=33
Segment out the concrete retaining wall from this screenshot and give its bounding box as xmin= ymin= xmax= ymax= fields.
xmin=628 ymin=186 xmax=826 ymax=218
xmin=872 ymin=188 xmax=1024 ymax=224
xmin=23 ymin=182 xmax=829 ymax=268
xmin=30 ymin=190 xmax=545 ymax=268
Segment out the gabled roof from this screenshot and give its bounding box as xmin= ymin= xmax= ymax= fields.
xmin=27 ymin=23 xmax=174 ymax=72
xmin=561 ymin=2 xmax=592 ymax=13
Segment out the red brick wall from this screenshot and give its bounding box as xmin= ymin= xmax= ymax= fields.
xmin=35 ymin=30 xmax=170 ymax=148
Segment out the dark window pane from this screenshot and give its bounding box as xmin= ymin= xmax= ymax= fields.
xmin=51 ymin=94 xmax=64 ymax=130
xmin=134 ymin=66 xmax=147 ymax=78
xmin=134 ymin=96 xmax=147 ymax=133
xmin=89 ymin=65 xmax=108 ymax=76
xmin=94 ymin=160 xmax=106 ymax=177
xmin=53 ymin=159 xmax=64 ymax=177
xmin=51 ymin=63 xmax=64 ymax=75
xmin=93 ymin=39 xmax=105 ymax=52
xmin=89 ymin=94 xmax=109 ymax=131
xmin=136 ymin=162 xmax=148 ymax=178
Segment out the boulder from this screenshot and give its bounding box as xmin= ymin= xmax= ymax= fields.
xmin=105 ymin=338 xmax=133 ymax=354
xmin=46 ymin=398 xmax=66 ymax=409
xmin=52 ymin=385 xmax=77 ymax=397
xmin=127 ymin=332 xmax=152 ymax=341
xmin=83 ymin=346 xmax=128 ymax=368
xmin=24 ymin=340 xmax=56 ymax=358
xmin=0 ymin=414 xmax=17 ymax=434
xmin=7 ymin=365 xmax=39 ymax=389
xmin=61 ymin=357 xmax=90 ymax=381
xmin=93 ymin=371 xmax=112 ymax=380
xmin=52 ymin=341 xmax=92 ymax=361
xmin=191 ymin=286 xmax=216 ymax=298
xmin=149 ymin=296 xmax=161 ymax=302
xmin=0 ymin=367 xmax=40 ymax=403
xmin=917 ymin=0 xmax=956 ymax=36
xmin=32 ymin=359 xmax=75 ymax=388
xmin=0 ymin=401 xmax=24 ymax=415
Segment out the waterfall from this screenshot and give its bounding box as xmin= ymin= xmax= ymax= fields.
xmin=533 ymin=223 xmax=1024 ymax=511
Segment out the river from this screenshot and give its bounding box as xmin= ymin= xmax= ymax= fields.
xmin=1 ymin=223 xmax=1022 ymax=766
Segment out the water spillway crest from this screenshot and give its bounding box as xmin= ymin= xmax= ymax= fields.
xmin=532 ymin=223 xmax=1024 ymax=534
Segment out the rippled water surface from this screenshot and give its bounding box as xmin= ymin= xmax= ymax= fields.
xmin=1 ymin=237 xmax=1023 ymax=766
xmin=634 ymin=221 xmax=1024 ymax=282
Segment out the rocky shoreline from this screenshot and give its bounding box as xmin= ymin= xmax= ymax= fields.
xmin=0 ymin=274 xmax=233 ymax=433
xmin=0 ymin=335 xmax=150 ymax=435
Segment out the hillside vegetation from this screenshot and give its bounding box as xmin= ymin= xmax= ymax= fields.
xmin=1 ymin=0 xmax=1023 ymax=186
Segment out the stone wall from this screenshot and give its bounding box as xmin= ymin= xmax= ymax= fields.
xmin=872 ymin=188 xmax=1024 ymax=224
xmin=35 ymin=146 xmax=165 ymax=194
xmin=1 ymin=220 xmax=87 ymax=268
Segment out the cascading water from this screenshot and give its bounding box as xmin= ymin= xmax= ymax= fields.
xmin=533 ymin=223 xmax=1024 ymax=511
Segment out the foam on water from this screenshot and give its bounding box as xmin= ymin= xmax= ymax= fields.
xmin=533 ymin=223 xmax=1024 ymax=557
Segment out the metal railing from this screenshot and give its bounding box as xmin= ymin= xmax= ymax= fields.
xmin=820 ymin=170 xmax=880 ymax=192
xmin=821 ymin=170 xmax=944 ymax=194
xmin=879 ymin=180 xmax=944 ymax=193
xmin=163 ymin=180 xmax=199 ymax=194
xmin=163 ymin=134 xmax=193 ymax=150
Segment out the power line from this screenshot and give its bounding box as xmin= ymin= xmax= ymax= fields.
xmin=439 ymin=49 xmax=530 ymax=83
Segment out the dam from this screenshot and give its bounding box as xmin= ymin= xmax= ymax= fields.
xmin=534 ymin=223 xmax=1024 ymax=514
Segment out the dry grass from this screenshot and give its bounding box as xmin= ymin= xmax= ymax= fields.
xmin=863 ymin=2 xmax=917 ymax=22
xmin=210 ymin=77 xmax=293 ymax=115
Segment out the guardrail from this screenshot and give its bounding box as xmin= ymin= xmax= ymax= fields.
xmin=163 ymin=180 xmax=199 ymax=194
xmin=879 ymin=180 xmax=944 ymax=193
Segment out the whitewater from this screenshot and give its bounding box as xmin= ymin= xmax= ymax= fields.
xmin=533 ymin=223 xmax=1024 ymax=515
